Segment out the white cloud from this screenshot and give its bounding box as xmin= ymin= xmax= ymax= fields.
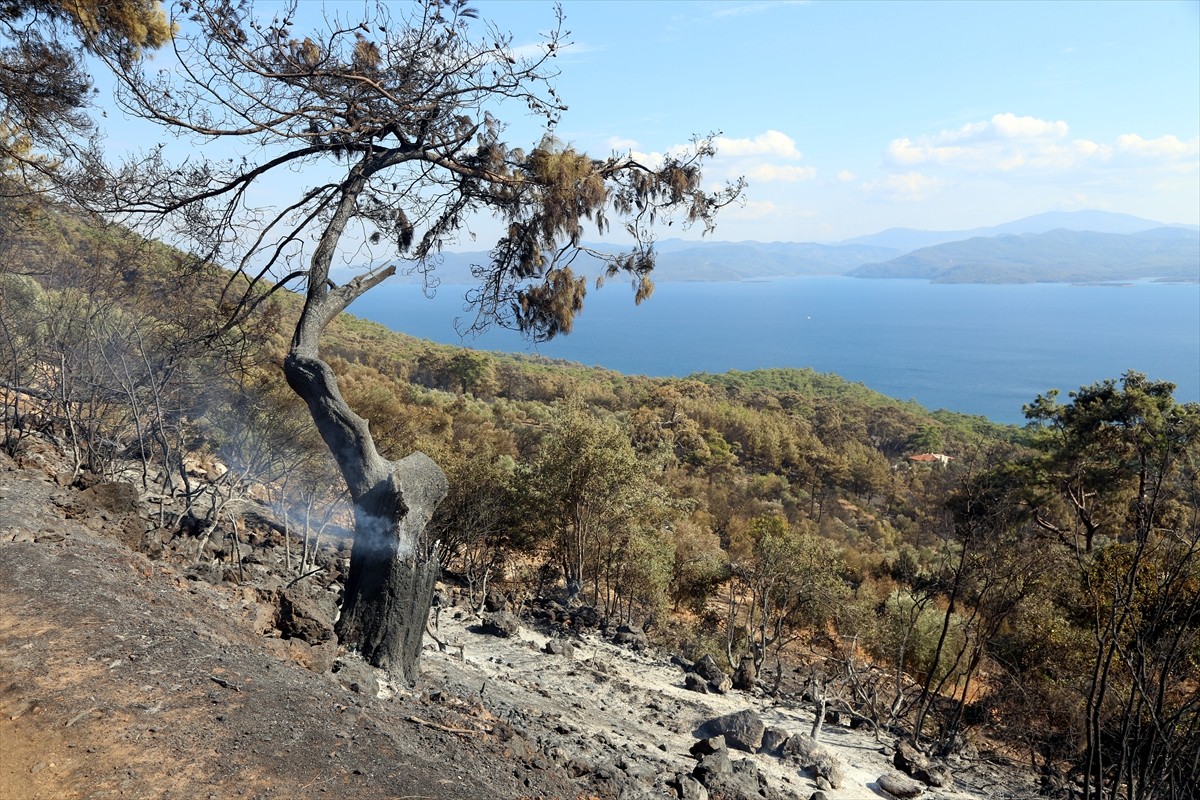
xmin=745 ymin=164 xmax=816 ymax=183
xmin=837 ymin=169 xmax=856 ymax=182
xmin=714 ymin=130 xmax=803 ymax=160
xmin=1116 ymin=134 xmax=1200 ymax=159
xmin=886 ymin=114 xmax=1197 ymax=176
xmin=887 ymin=114 xmax=1113 ymax=172
xmin=990 ymin=112 xmax=1069 ymax=140
xmin=607 ymin=136 xmax=641 ymax=152
xmin=862 ymin=172 xmax=946 ymax=203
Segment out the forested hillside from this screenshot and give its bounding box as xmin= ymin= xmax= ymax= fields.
xmin=3 ymin=199 xmax=1197 ymax=798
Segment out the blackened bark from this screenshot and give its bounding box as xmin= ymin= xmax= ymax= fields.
xmin=338 ymin=550 xmax=441 ymax=685
xmin=333 ymin=452 xmax=448 ymax=685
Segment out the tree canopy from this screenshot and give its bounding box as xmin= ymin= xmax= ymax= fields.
xmin=0 ymin=0 xmax=171 ymax=183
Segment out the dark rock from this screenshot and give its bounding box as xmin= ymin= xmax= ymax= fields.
xmin=670 ymin=654 xmax=694 ymax=672
xmin=760 ymin=726 xmax=790 ymax=755
xmin=698 ymin=709 xmax=765 ymax=753
xmin=878 ymin=772 xmax=924 ymax=798
xmin=692 ymin=654 xmax=728 ymax=684
xmin=731 ymin=654 xmax=757 ymax=691
xmin=823 ymin=709 xmax=842 ymax=725
xmin=684 ymin=673 xmax=709 ymax=694
xmin=689 ymin=736 xmax=727 ymax=758
xmin=810 ymin=793 xmax=829 ymax=800
xmin=483 ymin=587 xmax=507 ymax=612
xmin=849 ymin=712 xmax=875 ymax=730
xmin=893 ymin=739 xmax=952 ymax=787
xmin=480 ymin=610 xmax=521 ymax=638
xmin=612 ymin=624 xmax=648 ymax=649
xmin=276 ymin=585 xmax=337 ymax=643
xmin=692 ymin=749 xmax=731 ymax=782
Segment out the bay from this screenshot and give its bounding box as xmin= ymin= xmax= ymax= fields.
xmin=348 ymin=277 xmax=1200 ymax=425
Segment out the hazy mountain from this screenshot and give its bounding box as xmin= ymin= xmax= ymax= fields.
xmin=645 ymin=241 xmax=902 ymax=281
xmin=387 ymin=241 xmax=903 ymax=283
xmin=840 ymin=210 xmax=1190 ymax=251
xmin=378 ymin=210 xmax=1198 ymax=285
xmin=850 ymin=227 xmax=1200 ymax=283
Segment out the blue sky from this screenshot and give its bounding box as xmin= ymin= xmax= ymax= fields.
xmin=104 ymin=0 xmax=1200 ymax=245
xmin=474 ymin=0 xmax=1200 ymax=242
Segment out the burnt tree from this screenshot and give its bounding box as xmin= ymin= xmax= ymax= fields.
xmin=94 ymin=0 xmax=741 ymax=684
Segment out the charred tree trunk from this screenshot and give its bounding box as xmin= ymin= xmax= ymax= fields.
xmin=334 ymin=452 xmax=447 ymax=685
xmin=284 ymin=350 xmax=447 ymax=686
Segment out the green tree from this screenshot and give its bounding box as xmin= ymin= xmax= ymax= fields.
xmin=1019 ymin=373 xmax=1200 ymax=799
xmin=726 ymin=514 xmax=847 ymax=681
xmin=0 ymin=0 xmax=170 ymax=181
xmin=531 ymin=402 xmax=662 ymax=605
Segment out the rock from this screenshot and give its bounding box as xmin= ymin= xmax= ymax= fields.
xmin=684 ymin=673 xmax=709 ymax=694
xmin=276 ymin=585 xmax=337 ymax=643
xmin=483 ymin=587 xmax=507 ymax=612
xmin=671 ymin=773 xmax=709 ymax=800
xmin=692 ymin=654 xmax=722 ymax=679
xmin=893 ymin=739 xmax=952 ymax=787
xmin=783 ymin=734 xmax=846 ymax=789
xmin=544 ymin=639 xmax=574 ymax=658
xmin=732 ymin=655 xmax=757 ymax=691
xmin=782 ymin=733 xmax=829 ymax=765
xmin=878 ymin=772 xmax=924 ymax=798
xmin=692 ymin=749 xmax=731 ymax=783
xmin=670 ymin=654 xmax=694 ymax=672
xmin=760 ymin=726 xmax=790 ymax=755
xmin=810 ymin=793 xmax=829 ymax=800
xmin=707 ymin=672 xmax=732 ymax=694
xmin=825 ymin=763 xmax=846 ymax=790
xmin=698 ymin=709 xmax=765 ymax=753
xmin=689 ymin=736 xmax=727 ymax=758
xmin=480 ymin=610 xmax=521 ymax=637
xmin=824 ymin=709 xmax=842 ymax=725
xmin=702 ymin=758 xmax=788 ymax=800
xmin=612 ymin=624 xmax=648 ymax=649
xmin=849 ymin=712 xmax=875 ymax=730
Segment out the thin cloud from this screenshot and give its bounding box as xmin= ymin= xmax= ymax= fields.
xmin=710 ymin=1 xmax=810 ymax=19
xmin=745 ymin=164 xmax=816 ymax=182
xmin=862 ymin=172 xmax=946 ymax=203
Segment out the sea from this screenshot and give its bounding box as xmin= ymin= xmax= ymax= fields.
xmin=348 ymin=277 xmax=1200 ymax=425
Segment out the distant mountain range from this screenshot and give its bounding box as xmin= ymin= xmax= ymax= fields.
xmin=382 ymin=210 xmax=1199 ymax=285
xmin=851 ymin=227 xmax=1200 ymax=283
xmin=839 ymin=209 xmax=1192 ymax=250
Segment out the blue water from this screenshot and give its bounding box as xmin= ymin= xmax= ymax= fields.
xmin=349 ymin=277 xmax=1200 ymax=424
